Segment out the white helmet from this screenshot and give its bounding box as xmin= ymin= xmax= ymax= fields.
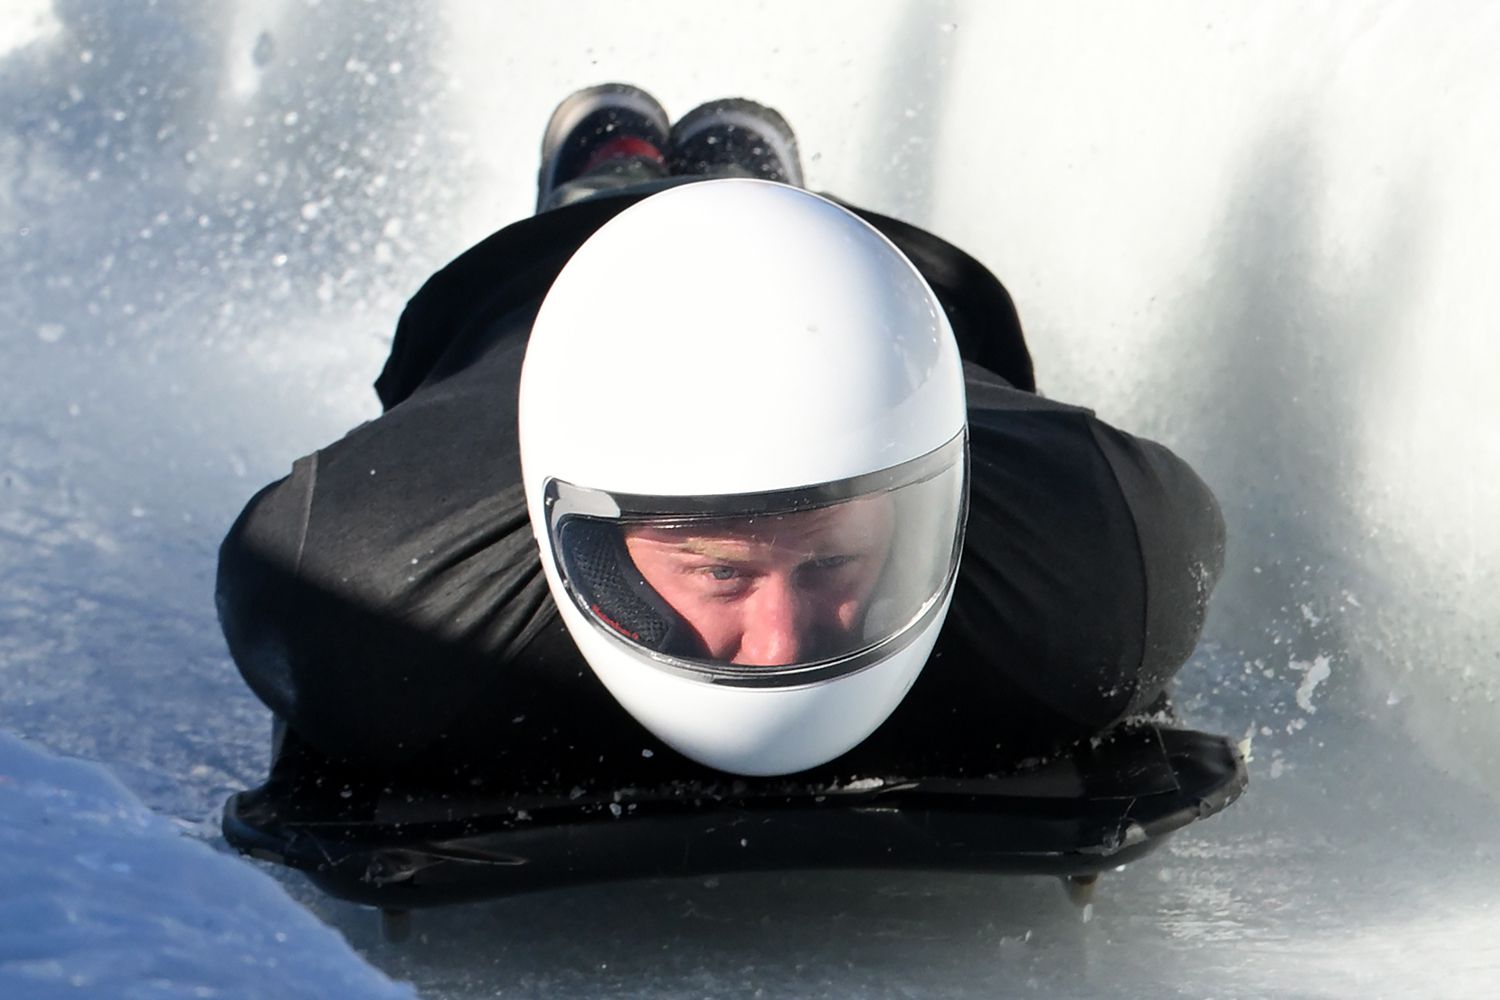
xmin=519 ymin=180 xmax=968 ymax=776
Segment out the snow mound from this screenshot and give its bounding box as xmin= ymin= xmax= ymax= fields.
xmin=0 ymin=730 xmax=415 ymax=1000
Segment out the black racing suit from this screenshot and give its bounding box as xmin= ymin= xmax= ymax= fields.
xmin=216 ymin=192 xmax=1225 ymax=778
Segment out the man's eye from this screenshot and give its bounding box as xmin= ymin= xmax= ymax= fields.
xmin=703 ymin=566 xmax=738 ymax=581
xmin=807 ymin=555 xmax=856 ymax=572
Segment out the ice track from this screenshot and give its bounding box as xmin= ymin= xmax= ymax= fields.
xmin=2 ymin=2 xmax=1498 ymax=997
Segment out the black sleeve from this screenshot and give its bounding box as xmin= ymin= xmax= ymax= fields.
xmin=215 ymin=346 xmax=557 ymax=764
xmin=939 ymin=365 xmax=1225 ymax=734
xmin=215 ymin=458 xmax=319 ymax=738
xmin=1086 ymin=421 xmax=1226 ymax=709
xmin=215 ymin=199 xmax=651 ymax=763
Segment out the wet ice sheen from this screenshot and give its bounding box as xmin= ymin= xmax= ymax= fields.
xmin=2 ymin=2 xmax=1499 ymax=998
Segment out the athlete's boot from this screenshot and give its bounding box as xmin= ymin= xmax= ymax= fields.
xmin=536 ymin=83 xmax=671 ymax=212
xmin=668 ymin=98 xmax=805 ymax=187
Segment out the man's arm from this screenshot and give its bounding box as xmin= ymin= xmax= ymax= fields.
xmin=215 ymin=375 xmax=556 ymax=764
xmin=1086 ymin=422 xmax=1226 ymax=712
xmin=945 ymin=366 xmax=1225 ymax=734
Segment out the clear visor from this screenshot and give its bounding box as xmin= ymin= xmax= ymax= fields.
xmin=544 ymin=431 xmax=967 ymax=687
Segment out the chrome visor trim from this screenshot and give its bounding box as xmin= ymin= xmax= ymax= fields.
xmin=545 ymin=430 xmax=966 ymax=526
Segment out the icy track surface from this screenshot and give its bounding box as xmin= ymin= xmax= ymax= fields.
xmin=2 ymin=1 xmax=1498 ymax=997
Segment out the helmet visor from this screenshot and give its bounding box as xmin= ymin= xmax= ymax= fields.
xmin=544 ymin=431 xmax=967 ymax=687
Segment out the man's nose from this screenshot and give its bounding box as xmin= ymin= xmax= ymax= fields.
xmin=734 ymin=575 xmax=806 ymax=666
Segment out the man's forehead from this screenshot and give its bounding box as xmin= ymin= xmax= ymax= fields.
xmin=625 ymin=498 xmax=889 ymax=549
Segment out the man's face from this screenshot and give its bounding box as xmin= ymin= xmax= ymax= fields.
xmin=623 ymin=497 xmax=896 ymax=666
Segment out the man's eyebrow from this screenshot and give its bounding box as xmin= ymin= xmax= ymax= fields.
xmin=647 ymin=536 xmax=740 ymax=558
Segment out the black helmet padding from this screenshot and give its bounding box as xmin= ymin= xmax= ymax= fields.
xmin=555 ymin=518 xmax=710 ymax=659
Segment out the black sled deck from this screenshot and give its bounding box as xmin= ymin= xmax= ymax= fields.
xmin=223 ymin=722 xmax=1246 ymax=912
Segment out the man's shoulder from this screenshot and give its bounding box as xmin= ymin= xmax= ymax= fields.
xmin=376 ymin=195 xmax=653 ymax=410
xmin=408 ymin=195 xmax=649 ymax=315
xmin=839 ymin=202 xmax=1034 ymax=392
xmin=963 ymin=361 xmax=1093 ymax=418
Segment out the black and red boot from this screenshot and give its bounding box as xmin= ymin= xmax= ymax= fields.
xmin=536 ymin=83 xmax=672 ymax=211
